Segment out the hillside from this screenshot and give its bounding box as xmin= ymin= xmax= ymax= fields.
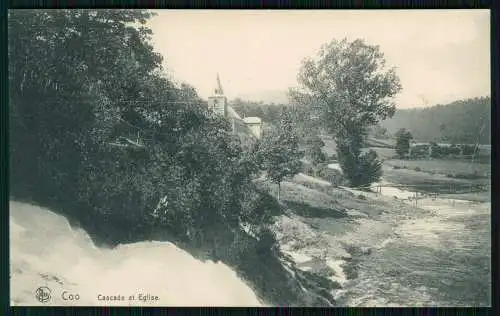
xmin=232 ymin=95 xmax=492 ymax=146
xmin=381 ymin=97 xmax=491 ymax=144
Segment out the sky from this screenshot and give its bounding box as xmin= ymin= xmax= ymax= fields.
xmin=148 ymin=10 xmax=490 ymax=109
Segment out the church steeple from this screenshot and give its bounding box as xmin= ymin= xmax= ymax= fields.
xmin=208 ymin=72 xmax=228 ymax=117
xmin=214 ymin=72 xmax=224 ymax=95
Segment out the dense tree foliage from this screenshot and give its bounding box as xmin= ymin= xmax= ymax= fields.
xmin=382 ymin=97 xmax=491 ymax=144
xmin=291 ymin=38 xmax=401 ymax=187
xmin=230 ymin=98 xmax=287 ymax=127
xmin=304 ymin=136 xmax=327 ymax=173
xmin=395 ymin=128 xmax=413 ymax=158
xmin=258 ymin=112 xmax=303 ymax=200
xmin=369 ymin=124 xmax=389 ymax=139
xmin=8 ymin=9 xmax=268 ymax=249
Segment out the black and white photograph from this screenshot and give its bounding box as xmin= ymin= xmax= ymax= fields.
xmin=9 ymin=9 xmax=491 ymax=307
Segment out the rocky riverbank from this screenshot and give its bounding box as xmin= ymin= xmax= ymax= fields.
xmin=269 ymin=176 xmax=491 ymax=306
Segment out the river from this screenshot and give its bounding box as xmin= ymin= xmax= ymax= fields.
xmin=332 ymin=181 xmax=490 ymax=306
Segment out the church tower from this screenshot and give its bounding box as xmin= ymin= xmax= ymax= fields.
xmin=207 ymin=73 xmax=228 ymax=117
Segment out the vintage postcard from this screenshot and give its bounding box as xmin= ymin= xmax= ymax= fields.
xmin=9 ymin=9 xmax=490 ymax=307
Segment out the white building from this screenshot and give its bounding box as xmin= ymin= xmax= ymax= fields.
xmin=243 ymin=117 xmax=263 ymax=139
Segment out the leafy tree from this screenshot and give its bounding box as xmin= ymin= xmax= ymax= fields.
xmin=287 ymin=89 xmax=322 ymax=138
xmin=9 ymin=9 xmax=161 ymax=203
xmin=259 ymin=112 xmax=303 ymax=200
xmin=305 ymin=135 xmax=326 ymax=175
xmin=358 ymin=149 xmax=383 ymax=185
xmin=395 ymin=128 xmax=413 ymax=158
xmin=291 ymin=38 xmax=401 ymax=187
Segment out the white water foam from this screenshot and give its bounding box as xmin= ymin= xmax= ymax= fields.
xmin=10 ymin=201 xmax=264 ymax=306
xmin=326 ymin=259 xmax=347 ymax=286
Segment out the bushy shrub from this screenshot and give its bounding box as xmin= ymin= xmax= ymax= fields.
xmin=240 ymin=186 xmax=281 ymax=229
xmin=395 ymin=128 xmax=413 ymax=158
xmin=429 ymin=142 xmax=443 ymax=158
xmin=338 ymin=148 xmax=382 ymax=187
xmin=256 ymin=226 xmax=280 ymax=255
xmin=448 ymin=145 xmax=461 ymax=156
xmin=409 ymin=145 xmax=430 ymax=158
xmin=305 ymin=136 xmax=327 ymax=166
xmin=462 ymin=144 xmax=478 ymax=156
xmin=316 ymin=165 xmax=342 ymax=185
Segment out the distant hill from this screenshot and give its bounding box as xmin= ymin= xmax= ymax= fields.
xmin=231 ymin=93 xmax=491 ymax=145
xmin=234 ymin=90 xmax=289 ymax=105
xmin=381 ymin=96 xmax=491 ymax=145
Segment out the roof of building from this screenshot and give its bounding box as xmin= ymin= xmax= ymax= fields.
xmin=243 ymin=117 xmax=262 ymax=124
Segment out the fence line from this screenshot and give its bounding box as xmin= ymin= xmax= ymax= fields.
xmin=347 ymin=182 xmax=487 ymax=190
xmin=344 ymin=182 xmax=489 ymax=207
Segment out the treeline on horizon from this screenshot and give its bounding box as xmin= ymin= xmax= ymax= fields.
xmin=230 ymin=99 xmax=315 ymax=140
xmin=231 ymin=96 xmax=490 ymax=145
xmin=381 ymin=96 xmax=491 ymax=145
xmin=230 ymin=98 xmax=288 ymax=127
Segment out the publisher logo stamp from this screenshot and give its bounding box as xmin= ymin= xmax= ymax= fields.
xmin=35 ymin=286 xmax=51 ymax=303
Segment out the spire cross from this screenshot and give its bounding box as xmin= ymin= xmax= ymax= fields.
xmin=215 ymin=73 xmax=224 ymax=95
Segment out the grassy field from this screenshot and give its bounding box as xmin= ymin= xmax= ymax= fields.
xmin=256 ymin=177 xmax=389 ymax=221
xmin=320 ymin=136 xmax=490 ymax=178
xmin=316 ymin=133 xmax=490 ymax=200
xmin=320 ymin=145 xmax=490 ymax=199
xmin=384 ymin=159 xmax=491 ymax=178
xmin=321 ymin=137 xmax=396 ymax=160
xmin=382 ymin=164 xmax=489 ymax=187
xmin=371 ymin=147 xmax=398 ymax=160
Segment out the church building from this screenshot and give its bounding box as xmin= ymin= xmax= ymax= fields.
xmin=207 ymin=74 xmax=263 ymax=139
